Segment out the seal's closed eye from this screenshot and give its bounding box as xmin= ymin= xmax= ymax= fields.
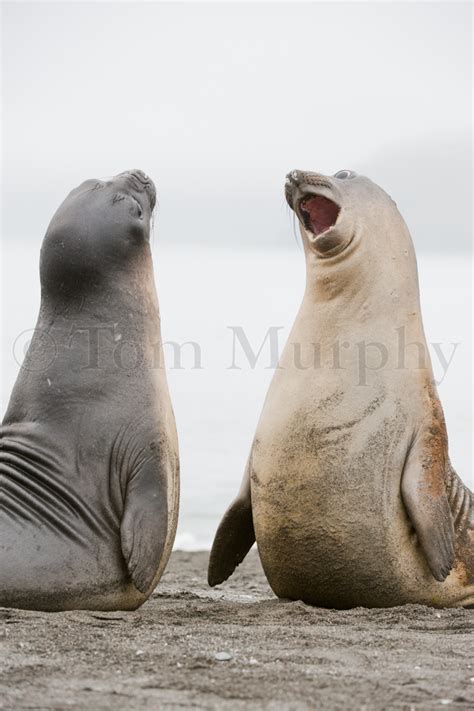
xmin=112 ymin=193 xmax=143 ymax=219
xmin=334 ymin=169 xmax=357 ymax=180
xmin=133 ymin=197 xmax=143 ymax=220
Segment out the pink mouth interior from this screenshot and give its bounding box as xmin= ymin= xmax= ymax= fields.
xmin=299 ymin=195 xmax=340 ymax=236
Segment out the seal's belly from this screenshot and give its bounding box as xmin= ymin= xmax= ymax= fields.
xmin=0 ymin=424 xmax=133 ymax=609
xmin=0 ymin=521 xmax=131 ymax=610
xmin=251 ymin=398 xmax=414 ymax=607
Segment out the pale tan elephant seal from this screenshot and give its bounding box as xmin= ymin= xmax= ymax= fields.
xmin=208 ymin=168 xmax=473 ymax=609
xmin=0 ymin=170 xmax=179 ymax=611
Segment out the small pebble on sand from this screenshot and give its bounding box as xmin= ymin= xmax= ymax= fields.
xmin=215 ymin=651 xmax=232 ymax=662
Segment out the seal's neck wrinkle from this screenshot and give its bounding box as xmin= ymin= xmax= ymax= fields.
xmin=304 ymin=221 xmax=422 ymax=325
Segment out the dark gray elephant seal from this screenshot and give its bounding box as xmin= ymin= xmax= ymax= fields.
xmin=209 ymin=169 xmax=473 ymax=608
xmin=0 ymin=170 xmax=179 ymax=611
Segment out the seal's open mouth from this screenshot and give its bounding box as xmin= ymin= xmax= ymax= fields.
xmin=298 ymin=195 xmax=340 ymax=237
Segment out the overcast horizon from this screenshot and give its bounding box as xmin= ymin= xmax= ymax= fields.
xmin=2 ymin=2 xmax=472 ymax=252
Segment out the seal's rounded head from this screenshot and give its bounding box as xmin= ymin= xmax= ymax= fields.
xmin=285 ymin=169 xmax=399 ymax=258
xmin=41 ymin=170 xmax=157 ymax=291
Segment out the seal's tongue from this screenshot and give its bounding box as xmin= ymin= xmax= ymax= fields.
xmin=300 ymin=195 xmax=340 ymax=237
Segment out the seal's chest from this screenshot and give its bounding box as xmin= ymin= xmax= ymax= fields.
xmin=251 ymin=399 xmax=409 ymax=523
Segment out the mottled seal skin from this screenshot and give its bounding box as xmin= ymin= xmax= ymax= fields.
xmin=0 ymin=170 xmax=179 ymax=611
xmin=209 ymin=169 xmax=473 ymax=609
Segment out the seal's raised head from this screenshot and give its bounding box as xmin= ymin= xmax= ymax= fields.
xmin=41 ymin=169 xmax=157 ymax=293
xmin=285 ymin=169 xmax=403 ymax=259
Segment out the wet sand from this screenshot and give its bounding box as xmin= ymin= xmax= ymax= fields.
xmin=1 ymin=551 xmax=473 ymax=710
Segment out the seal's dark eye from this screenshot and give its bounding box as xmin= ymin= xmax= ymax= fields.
xmin=334 ymin=170 xmax=357 ymax=180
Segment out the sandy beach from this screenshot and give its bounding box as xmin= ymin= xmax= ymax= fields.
xmin=1 ymin=550 xmax=473 ymax=710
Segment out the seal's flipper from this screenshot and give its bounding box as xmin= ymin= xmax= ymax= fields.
xmin=401 ymin=429 xmax=455 ymax=582
xmin=208 ymin=464 xmax=255 ymax=586
xmin=121 ymin=457 xmax=169 ymax=594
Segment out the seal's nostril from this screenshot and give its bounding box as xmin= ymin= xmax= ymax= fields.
xmin=286 ymin=170 xmax=301 ymax=185
xmin=130 ymin=169 xmax=148 ymax=183
xmin=124 ymin=169 xmax=151 ymax=188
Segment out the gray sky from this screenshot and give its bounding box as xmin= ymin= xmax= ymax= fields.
xmin=2 ymin=1 xmax=472 ymax=250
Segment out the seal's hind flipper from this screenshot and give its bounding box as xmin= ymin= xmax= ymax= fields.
xmin=401 ymin=425 xmax=455 ymax=582
xmin=121 ymin=456 xmax=169 ymax=594
xmin=208 ymin=464 xmax=255 ymax=586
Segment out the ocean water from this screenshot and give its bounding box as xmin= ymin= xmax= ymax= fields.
xmin=1 ymin=244 xmax=472 ymax=549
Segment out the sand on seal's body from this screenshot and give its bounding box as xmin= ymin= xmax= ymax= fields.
xmin=209 ymin=169 xmax=473 ymax=609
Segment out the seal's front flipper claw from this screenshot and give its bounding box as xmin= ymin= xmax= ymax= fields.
xmin=120 ymin=456 xmax=169 ymax=594
xmin=401 ymin=424 xmax=455 ymax=582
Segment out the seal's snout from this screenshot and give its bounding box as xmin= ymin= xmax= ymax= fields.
xmin=286 ymin=170 xmax=333 ymax=191
xmin=285 ymin=170 xmax=334 ymax=211
xmin=285 ymin=170 xmax=304 ymax=208
xmin=128 ymin=168 xmax=150 ymax=185
xmin=286 ymin=169 xmax=304 ymax=186
xmin=285 ymin=170 xmax=301 ymax=209
xmin=122 ymin=169 xmax=157 ymax=211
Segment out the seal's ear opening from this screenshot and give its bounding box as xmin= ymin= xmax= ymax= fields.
xmin=299 ymin=195 xmax=340 ymax=238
